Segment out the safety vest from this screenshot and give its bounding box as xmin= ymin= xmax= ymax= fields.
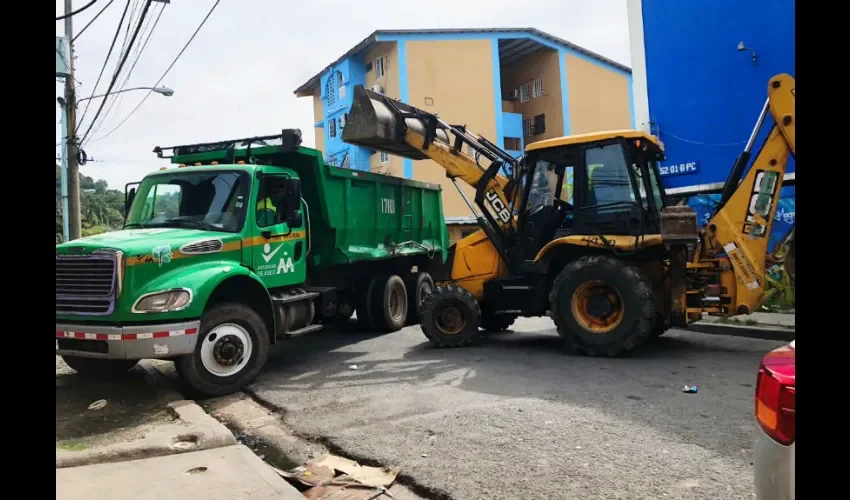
xmin=256 ymin=197 xmax=276 ymax=225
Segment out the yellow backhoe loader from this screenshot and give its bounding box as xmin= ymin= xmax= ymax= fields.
xmin=342 ymin=73 xmax=795 ymax=356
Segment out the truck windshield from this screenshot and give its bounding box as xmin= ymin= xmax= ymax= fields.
xmin=125 ymin=170 xmax=251 ymax=233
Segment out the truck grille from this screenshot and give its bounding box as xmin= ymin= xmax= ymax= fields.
xmin=56 ymin=255 xmax=117 ymax=315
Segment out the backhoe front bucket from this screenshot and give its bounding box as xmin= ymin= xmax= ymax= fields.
xmin=342 ymin=85 xmax=452 ymax=160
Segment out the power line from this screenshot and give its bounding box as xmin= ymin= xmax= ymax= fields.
xmin=56 ymin=0 xmax=99 ymax=20
xmin=77 ymin=0 xmax=131 ymax=131
xmin=72 ymin=0 xmax=116 ymax=41
xmin=86 ymin=1 xmax=165 ymax=141
xmin=79 ymin=0 xmax=153 ymax=145
xmin=90 ymin=0 xmax=221 ymax=143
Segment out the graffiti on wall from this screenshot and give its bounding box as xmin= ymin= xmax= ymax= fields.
xmin=676 ymin=186 xmax=796 ymax=311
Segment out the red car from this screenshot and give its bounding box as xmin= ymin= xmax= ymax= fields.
xmin=753 ymin=340 xmax=795 ymax=499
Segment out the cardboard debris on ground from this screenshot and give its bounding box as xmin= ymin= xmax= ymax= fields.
xmin=269 ymin=454 xmax=400 ymax=500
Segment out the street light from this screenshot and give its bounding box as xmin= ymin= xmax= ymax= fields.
xmin=76 ymin=86 xmax=175 ymax=106
xmin=56 ymin=85 xmax=174 ymax=242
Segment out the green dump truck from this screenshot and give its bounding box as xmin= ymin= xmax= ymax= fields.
xmin=56 ymin=129 xmax=449 ymax=396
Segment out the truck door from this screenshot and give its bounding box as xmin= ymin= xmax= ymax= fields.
xmin=250 ymin=169 xmax=308 ymax=289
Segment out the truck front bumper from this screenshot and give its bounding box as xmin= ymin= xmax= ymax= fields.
xmin=56 ymin=321 xmax=200 ymax=360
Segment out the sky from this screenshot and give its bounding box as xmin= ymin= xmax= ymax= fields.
xmin=56 ymin=0 xmax=632 ymax=190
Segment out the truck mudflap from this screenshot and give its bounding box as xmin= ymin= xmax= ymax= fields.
xmin=56 ymin=320 xmax=201 ymax=360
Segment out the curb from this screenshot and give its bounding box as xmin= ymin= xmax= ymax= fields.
xmin=56 ymin=363 xmax=236 ymax=469
xmin=686 ymin=322 xmax=795 ymax=342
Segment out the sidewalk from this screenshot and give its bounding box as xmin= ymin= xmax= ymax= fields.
xmin=57 ymin=445 xmax=303 ymax=500
xmin=56 ymin=360 xmax=304 ymax=500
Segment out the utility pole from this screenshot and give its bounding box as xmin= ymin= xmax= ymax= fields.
xmin=64 ymin=0 xmax=82 ymax=240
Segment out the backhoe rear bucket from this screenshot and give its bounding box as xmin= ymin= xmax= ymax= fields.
xmin=342 ymin=85 xmax=452 ymax=160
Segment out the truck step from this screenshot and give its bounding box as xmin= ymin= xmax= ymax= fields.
xmin=278 ymin=324 xmax=324 ymax=339
xmin=272 ymin=292 xmax=320 ymax=305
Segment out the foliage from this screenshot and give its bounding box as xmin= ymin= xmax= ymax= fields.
xmin=56 ymin=165 xmax=127 ymax=243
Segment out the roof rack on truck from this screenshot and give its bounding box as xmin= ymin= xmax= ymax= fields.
xmin=153 ymin=129 xmax=304 ymax=165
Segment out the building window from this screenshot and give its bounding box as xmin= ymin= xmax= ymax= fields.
xmin=519 ymin=82 xmax=531 ymax=103
xmin=339 ymin=113 xmax=347 ymax=129
xmin=380 ymin=151 xmax=389 ymax=164
xmin=337 ymin=71 xmax=344 ymax=85
xmin=326 ymin=77 xmax=336 ymax=107
xmin=522 ymin=118 xmax=533 ymax=137
xmin=375 ymin=57 xmax=385 ymax=79
xmin=365 ymin=61 xmax=373 ymax=72
xmin=504 ymin=137 xmax=521 ymax=150
xmin=534 ymin=114 xmax=546 ymax=135
xmin=532 ymin=78 xmax=544 ymax=98
xmin=329 ymin=119 xmax=337 ymax=138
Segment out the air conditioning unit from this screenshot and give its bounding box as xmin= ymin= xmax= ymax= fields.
xmin=369 ymin=84 xmax=384 ymax=94
xmin=506 ymin=89 xmax=520 ymax=101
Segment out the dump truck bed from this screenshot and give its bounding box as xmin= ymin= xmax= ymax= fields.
xmin=165 ymin=141 xmax=449 ymax=269
xmin=284 ymin=147 xmax=449 ymax=268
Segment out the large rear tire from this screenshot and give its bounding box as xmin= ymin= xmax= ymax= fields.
xmin=175 ymin=302 xmax=270 ymax=398
xmin=420 ymin=285 xmax=482 ymax=347
xmin=405 ymin=272 xmax=435 ymax=325
xmin=62 ymin=356 xmax=138 ymax=376
xmin=549 ymin=255 xmax=656 ymax=356
xmin=368 ymin=274 xmax=409 ymax=332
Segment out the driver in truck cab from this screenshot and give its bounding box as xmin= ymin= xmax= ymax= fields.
xmin=256 ymin=186 xmax=285 ymax=226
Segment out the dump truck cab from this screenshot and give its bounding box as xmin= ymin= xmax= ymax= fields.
xmin=56 ymin=129 xmax=448 ymax=397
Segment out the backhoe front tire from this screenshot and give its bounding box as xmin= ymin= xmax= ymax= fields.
xmin=175 ymin=302 xmax=269 ymax=398
xmin=420 ymin=285 xmax=482 ymax=347
xmin=549 ymin=255 xmax=656 ymax=357
xmin=62 ymin=356 xmax=138 ymax=377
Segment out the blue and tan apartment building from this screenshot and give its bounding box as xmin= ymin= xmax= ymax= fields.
xmin=294 ymin=28 xmax=634 ymax=217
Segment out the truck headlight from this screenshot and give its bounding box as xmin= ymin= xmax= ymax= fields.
xmin=132 ymin=288 xmax=192 ymax=313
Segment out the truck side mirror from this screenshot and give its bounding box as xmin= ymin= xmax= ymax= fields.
xmin=284 ymin=178 xmax=303 ymax=227
xmin=125 ymin=187 xmax=137 ymax=216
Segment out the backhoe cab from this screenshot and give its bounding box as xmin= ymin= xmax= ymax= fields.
xmin=343 ymin=73 xmax=794 ymax=356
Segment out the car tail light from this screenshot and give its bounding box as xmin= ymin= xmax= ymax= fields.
xmin=755 ymin=344 xmax=795 ymax=445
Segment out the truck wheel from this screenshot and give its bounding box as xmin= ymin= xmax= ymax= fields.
xmin=354 ymin=278 xmax=376 ymax=330
xmin=549 ymin=255 xmax=656 ymax=357
xmin=480 ymin=312 xmax=516 ymax=333
xmin=405 ymin=272 xmax=434 ymax=325
xmin=420 ymin=285 xmax=482 ymax=347
xmin=369 ymin=274 xmax=408 ymax=332
xmin=175 ymin=302 xmax=270 ymax=398
xmin=61 ymin=356 xmax=138 ymax=376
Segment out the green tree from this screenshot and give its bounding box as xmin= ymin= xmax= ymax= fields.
xmin=56 ymin=165 xmax=127 ymax=242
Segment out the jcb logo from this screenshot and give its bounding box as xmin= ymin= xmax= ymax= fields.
xmin=485 ymin=189 xmax=511 ymax=224
xmin=742 ymin=170 xmax=778 ymax=238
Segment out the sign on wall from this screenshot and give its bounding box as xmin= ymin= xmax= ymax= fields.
xmin=658 ymin=161 xmax=699 ymax=177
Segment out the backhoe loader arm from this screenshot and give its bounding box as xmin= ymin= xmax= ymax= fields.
xmin=700 ymin=73 xmax=795 ymax=315
xmin=343 ymin=85 xmax=521 ymax=264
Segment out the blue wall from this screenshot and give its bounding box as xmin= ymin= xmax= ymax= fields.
xmin=642 ymin=0 xmax=795 ymax=189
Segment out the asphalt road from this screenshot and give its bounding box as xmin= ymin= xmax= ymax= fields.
xmin=250 ymin=317 xmax=786 ymax=500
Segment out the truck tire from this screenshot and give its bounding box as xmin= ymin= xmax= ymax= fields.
xmin=61 ymin=356 xmax=138 ymax=376
xmin=549 ymin=255 xmax=656 ymax=357
xmin=355 ymin=278 xmax=377 ymax=330
xmin=369 ymin=274 xmax=409 ymax=332
xmin=480 ymin=312 xmax=516 ymax=333
xmin=405 ymin=272 xmax=434 ymax=325
xmin=420 ymin=285 xmax=482 ymax=347
xmin=175 ymin=302 xmax=270 ymax=398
